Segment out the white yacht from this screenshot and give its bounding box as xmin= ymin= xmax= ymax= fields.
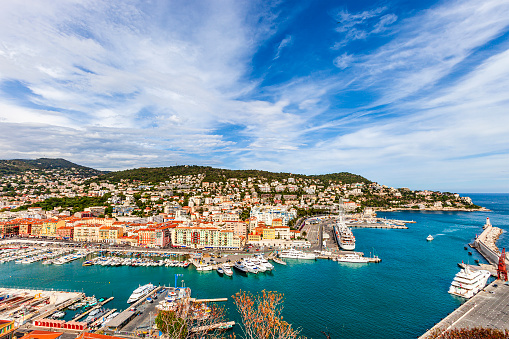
xmin=249 ymin=258 xmax=266 ymax=272
xmin=127 ymin=283 xmax=155 ymax=303
xmin=426 ymin=235 xmax=434 ymax=241
xmin=279 ymin=248 xmax=316 ymax=260
xmin=254 ymin=255 xmax=274 ymax=271
xmin=337 ymin=253 xmax=370 ymax=263
xmin=334 ymin=219 xmax=356 ymax=251
xmin=243 ymin=259 xmax=259 ymax=273
xmin=448 ymin=266 xmax=490 ymax=299
xmin=234 ymin=261 xmax=249 ymax=273
xmin=222 ymin=263 xmax=233 ymax=277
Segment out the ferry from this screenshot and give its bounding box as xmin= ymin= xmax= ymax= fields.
xmin=279 ymin=248 xmax=316 ymax=260
xmin=127 ymin=283 xmax=155 ymax=303
xmin=448 ymin=266 xmax=491 ymax=299
xmin=333 ymin=219 xmax=356 ymax=251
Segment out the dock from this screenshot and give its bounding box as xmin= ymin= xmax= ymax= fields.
xmin=419 ymin=280 xmax=509 ymax=338
xmin=73 ymin=296 xmax=114 ymax=321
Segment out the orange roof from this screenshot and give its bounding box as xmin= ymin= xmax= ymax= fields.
xmin=19 ymin=330 xmax=63 ymax=339
xmin=77 ymin=333 xmax=125 ymax=339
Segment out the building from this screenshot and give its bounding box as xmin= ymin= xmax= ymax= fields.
xmin=98 ymin=226 xmax=124 ymax=243
xmin=56 ymin=226 xmax=74 ymax=239
xmin=173 ymin=226 xmax=238 ymax=249
xmin=250 ymin=206 xmax=297 ymax=227
xmin=138 ymin=225 xmax=172 ymax=248
xmin=223 ymin=221 xmax=247 ymax=238
xmin=0 ymin=320 xmax=14 ymax=339
xmin=73 ymin=224 xmax=102 ymax=242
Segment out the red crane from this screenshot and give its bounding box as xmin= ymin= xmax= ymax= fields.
xmin=497 ymin=248 xmax=507 ymax=281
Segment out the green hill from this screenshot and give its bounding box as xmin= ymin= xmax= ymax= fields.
xmin=99 ymin=165 xmax=371 ymax=185
xmin=0 ymin=158 xmax=103 ymax=176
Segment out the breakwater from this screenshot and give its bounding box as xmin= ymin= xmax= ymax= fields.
xmin=473 ymin=223 xmax=508 ymax=265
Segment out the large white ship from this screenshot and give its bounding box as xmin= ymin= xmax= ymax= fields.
xmin=279 ymin=248 xmax=316 ymax=260
xmin=448 ymin=266 xmax=490 ymax=299
xmin=127 ymin=283 xmax=155 ymax=303
xmin=334 ymin=219 xmax=356 ymax=251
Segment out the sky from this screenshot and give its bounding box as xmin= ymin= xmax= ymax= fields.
xmin=0 ymin=0 xmax=508 ymax=193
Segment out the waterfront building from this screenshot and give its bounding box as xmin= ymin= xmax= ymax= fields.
xmin=137 ymin=225 xmax=172 ymax=248
xmin=56 ymin=226 xmax=74 ymax=239
xmin=98 ymin=226 xmax=124 ymax=243
xmin=0 ymin=219 xmax=20 ymax=237
xmin=73 ymin=224 xmax=102 ymax=242
xmin=172 ymin=226 xmax=238 ymax=249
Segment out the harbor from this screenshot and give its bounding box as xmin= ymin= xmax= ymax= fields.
xmin=0 ymin=193 xmax=506 ymax=339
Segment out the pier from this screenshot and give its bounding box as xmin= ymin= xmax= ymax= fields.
xmin=419 ymin=280 xmax=509 ymax=337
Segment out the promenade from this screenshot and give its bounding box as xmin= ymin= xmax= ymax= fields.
xmin=419 ymin=280 xmax=509 ymax=338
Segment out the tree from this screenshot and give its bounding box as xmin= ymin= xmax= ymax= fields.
xmin=155 ymin=297 xmax=228 ymax=339
xmin=232 ymin=290 xmax=306 ymax=339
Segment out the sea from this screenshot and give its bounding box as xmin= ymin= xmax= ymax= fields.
xmin=1 ymin=193 xmax=508 ymax=339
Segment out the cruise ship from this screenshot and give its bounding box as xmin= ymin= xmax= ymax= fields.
xmin=279 ymin=248 xmax=316 ymax=260
xmin=448 ymin=266 xmax=491 ymax=299
xmin=127 ymin=283 xmax=155 ymax=303
xmin=333 ymin=219 xmax=356 ymax=251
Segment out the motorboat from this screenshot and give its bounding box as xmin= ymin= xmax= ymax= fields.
xmin=426 ymin=235 xmax=434 ymax=241
xmin=222 ymin=263 xmax=233 ymax=277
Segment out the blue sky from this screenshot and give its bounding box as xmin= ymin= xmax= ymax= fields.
xmin=0 ymin=0 xmax=508 ymax=193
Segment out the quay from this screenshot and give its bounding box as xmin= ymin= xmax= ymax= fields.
xmin=419 ymin=280 xmax=509 ymax=337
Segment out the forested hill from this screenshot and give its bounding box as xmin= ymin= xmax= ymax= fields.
xmin=99 ymin=165 xmax=371 ymax=185
xmin=0 ymin=158 xmax=103 ymax=176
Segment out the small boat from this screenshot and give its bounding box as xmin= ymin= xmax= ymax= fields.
xmin=217 ymin=267 xmax=224 ymax=275
xmin=468 ymin=252 xmax=472 ymax=256
xmin=146 ymin=297 xmax=153 ymax=303
xmin=426 ymin=235 xmax=434 ymax=241
xmin=464 ymin=246 xmax=468 ymax=250
xmin=475 ymin=259 xmax=480 ymax=264
xmin=52 ymin=311 xmax=65 ymax=318
xmin=82 ymin=260 xmax=93 ymax=266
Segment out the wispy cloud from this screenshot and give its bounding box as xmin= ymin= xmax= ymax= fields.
xmin=332 ymin=6 xmax=397 ymax=49
xmin=274 ymin=35 xmax=293 ymax=60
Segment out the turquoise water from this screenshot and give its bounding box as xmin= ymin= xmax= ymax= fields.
xmin=1 ymin=193 xmax=508 ymax=338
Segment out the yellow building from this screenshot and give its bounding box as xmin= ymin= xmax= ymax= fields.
xmin=262 ymin=227 xmax=275 ymax=240
xmin=99 ymin=226 xmax=124 ymax=243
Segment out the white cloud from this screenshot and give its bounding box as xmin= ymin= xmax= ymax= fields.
xmin=333 ymin=53 xmax=354 ymax=69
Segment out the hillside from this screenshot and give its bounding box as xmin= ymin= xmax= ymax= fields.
xmin=0 ymin=158 xmax=103 ymax=176
xmin=99 ymin=165 xmax=371 ymax=185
